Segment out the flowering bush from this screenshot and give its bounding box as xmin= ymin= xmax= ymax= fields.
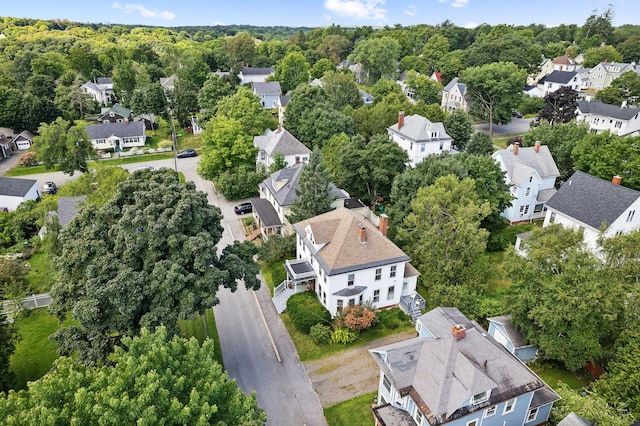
xmin=334 ymin=304 xmax=377 ymax=332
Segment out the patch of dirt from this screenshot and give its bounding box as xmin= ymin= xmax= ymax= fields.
xmin=304 ymin=329 xmax=416 ymax=407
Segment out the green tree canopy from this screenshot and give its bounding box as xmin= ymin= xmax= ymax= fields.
xmin=461 ymin=62 xmax=527 ymax=136
xmin=404 ymin=71 xmax=442 ymax=104
xmin=49 ymin=170 xmax=260 ymax=362
xmin=288 ymin=148 xmax=336 ymax=223
xmin=0 ymin=327 xmax=266 ymax=425
xmin=33 ymin=117 xmax=94 ymax=175
xmin=466 ymin=131 xmax=494 ymax=156
xmin=596 ymin=71 xmax=640 ymax=106
xmin=444 ymin=109 xmax=473 ymax=150
xmin=0 ymin=319 xmax=18 ymax=393
xmin=321 ymin=71 xmax=362 ymax=110
xmin=274 ymin=51 xmax=310 ymax=93
xmin=582 ymin=45 xmax=622 ymax=68
xmin=215 ymin=86 xmax=278 ymax=136
xmin=349 ymin=36 xmax=401 ymax=84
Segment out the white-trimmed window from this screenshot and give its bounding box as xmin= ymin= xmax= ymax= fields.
xmin=525 ymin=187 xmax=531 ymax=196
xmin=484 ymin=406 xmax=496 ymax=417
xmin=373 ymin=289 xmax=380 ymax=302
xmin=390 ymin=265 xmax=397 ymax=278
xmin=382 ymin=374 xmax=391 ymax=393
xmin=415 ymin=409 xmax=423 ymax=425
xmin=337 ymin=299 xmax=343 ymax=314
xmin=387 ymin=286 xmax=395 ymax=300
xmin=466 ymin=420 xmax=478 ymax=426
xmin=375 ymin=268 xmax=382 ymax=281
xmin=627 ymin=210 xmax=636 ymax=222
xmin=526 ymin=407 xmax=538 ymax=422
xmin=503 ymin=398 xmax=516 ymax=414
xmin=472 ymin=390 xmax=489 ymax=404
xmin=347 ymin=274 xmax=355 ymax=286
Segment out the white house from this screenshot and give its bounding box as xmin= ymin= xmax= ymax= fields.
xmin=492 ymin=142 xmax=560 ymax=224
xmin=253 ymin=162 xmax=351 ymax=239
xmin=252 ymin=81 xmax=281 ymax=109
xmin=387 ymin=112 xmax=454 ymax=167
xmin=537 ymin=70 xmax=582 ymax=97
xmin=584 ymin=62 xmax=640 ymax=91
xmin=81 ymin=77 xmax=114 ymax=106
xmin=0 ymin=177 xmax=39 ymax=211
xmin=543 ymin=171 xmax=640 ymax=251
xmin=487 ymin=314 xmax=538 ymax=363
xmin=274 ymin=208 xmax=420 ymax=316
xmin=440 ymin=77 xmax=469 ymax=112
xmin=576 ymin=99 xmax=640 ymax=136
xmin=370 ymin=307 xmax=560 ymax=426
xmin=238 ymin=67 xmax=274 ymax=85
xmin=253 ymin=125 xmax=311 ymax=169
xmin=86 ymin=121 xmax=146 ymax=151
xmin=12 ymin=130 xmax=34 ymax=151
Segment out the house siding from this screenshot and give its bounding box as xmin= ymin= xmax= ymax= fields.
xmin=0 ymin=183 xmax=39 ymax=211
xmin=387 ymin=131 xmax=452 ymax=167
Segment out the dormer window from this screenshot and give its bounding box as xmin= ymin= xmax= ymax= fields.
xmin=431 ymin=131 xmax=438 ymax=138
xmin=472 ymin=390 xmax=490 ymax=404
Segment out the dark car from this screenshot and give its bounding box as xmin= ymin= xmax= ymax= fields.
xmin=234 ymin=202 xmax=253 ymax=215
xmin=43 ymin=181 xmax=57 ymax=194
xmin=177 ymin=149 xmax=197 ymax=158
xmin=512 ymin=111 xmax=523 ymax=118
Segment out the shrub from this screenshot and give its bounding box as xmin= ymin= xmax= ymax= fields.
xmin=309 ymin=324 xmax=332 ymax=345
xmin=286 ymin=291 xmax=331 ymax=334
xmin=215 ymin=165 xmax=266 ymax=200
xmin=19 ymin=152 xmax=38 ymax=166
xmin=158 ymin=140 xmax=173 ymax=148
xmin=331 ymin=327 xmax=358 ymax=345
xmin=378 ymin=308 xmax=411 ymax=329
xmin=335 ymin=304 xmax=377 ymax=332
xmin=257 ymin=234 xmax=296 ymax=264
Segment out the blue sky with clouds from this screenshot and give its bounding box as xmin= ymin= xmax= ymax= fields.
xmin=2 ymin=1 xmax=637 ymax=29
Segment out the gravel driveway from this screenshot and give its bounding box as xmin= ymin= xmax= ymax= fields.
xmin=304 ymin=329 xmax=416 ymax=408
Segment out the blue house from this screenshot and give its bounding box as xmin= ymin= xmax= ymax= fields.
xmin=252 ymin=81 xmax=282 ymax=109
xmin=370 ymin=307 xmax=559 ymax=426
xmin=487 ymin=315 xmax=538 ymax=363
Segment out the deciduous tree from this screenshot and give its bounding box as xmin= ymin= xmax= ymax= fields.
xmin=444 ymin=109 xmax=473 ymax=150
xmin=349 ymin=36 xmax=401 ymax=84
xmin=33 ymin=117 xmax=94 ymax=175
xmin=49 ymin=170 xmax=260 ymax=362
xmin=0 ymin=327 xmax=266 ymax=424
xmin=539 ymin=86 xmax=578 ymax=126
xmin=274 ymin=51 xmax=310 ymax=93
xmin=0 ymin=319 xmax=18 ymax=393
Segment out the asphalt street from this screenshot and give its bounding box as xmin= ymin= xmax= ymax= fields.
xmin=474 ymin=117 xmax=534 ymax=135
xmin=1 ymin=154 xmax=328 ymax=426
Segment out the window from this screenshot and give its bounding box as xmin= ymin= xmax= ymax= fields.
xmin=550 ymin=211 xmax=556 ymax=223
xmin=503 ymin=398 xmax=516 ymax=414
xmin=382 ymin=374 xmax=391 ymax=393
xmin=415 ymin=410 xmax=423 ymax=425
xmin=466 ymin=421 xmax=478 ymax=426
xmin=627 ymin=210 xmax=636 ymax=222
xmin=375 ymin=268 xmax=382 ymax=281
xmin=402 ymin=281 xmax=407 ymax=291
xmin=534 ymin=203 xmax=544 ymax=213
xmin=526 ymin=407 xmax=538 ymax=422
xmin=347 ymin=274 xmax=355 ymax=286
xmin=390 ymin=265 xmax=397 ymax=278
xmin=523 ymin=205 xmax=530 ymax=215
xmin=431 ymin=131 xmax=438 ymax=138
xmin=525 ymin=187 xmax=531 ymax=196
xmin=519 ymin=206 xmax=525 ymax=216
xmin=472 ymin=390 xmax=489 ymax=404
xmin=439 ymin=141 xmax=444 ymax=150
xmin=348 ymin=298 xmax=355 ymax=306
xmin=410 ymin=142 xmax=413 ymax=150
xmin=373 ymin=289 xmax=380 ymax=303
xmin=529 ymin=176 xmax=533 ymax=182
xmin=484 ymin=406 xmax=496 ymax=417
xmin=337 ymin=299 xmax=343 ymax=313
xmin=420 ymin=144 xmax=426 ymax=152
xmin=616 ymin=230 xmax=624 ymax=237
xmin=387 ymin=286 xmax=395 ymax=300
xmin=359 ymin=294 xmax=363 ymax=304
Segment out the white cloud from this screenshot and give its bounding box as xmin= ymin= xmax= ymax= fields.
xmin=403 ymin=4 xmax=417 ymax=16
xmin=111 ymin=2 xmax=175 ymax=20
xmin=323 ymin=0 xmax=387 ymax=20
xmin=464 ymin=21 xmax=478 ymax=28
xmin=451 ymin=0 xmax=470 ymax=8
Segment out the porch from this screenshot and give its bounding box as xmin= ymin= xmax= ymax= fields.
xmin=399 ymin=293 xmax=427 ymax=322
xmin=272 ymin=258 xmax=318 ymax=314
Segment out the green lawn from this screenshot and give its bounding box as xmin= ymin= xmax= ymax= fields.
xmin=528 ymin=359 xmax=586 ymax=390
xmin=324 ymin=391 xmax=377 ymax=426
xmin=9 ymin=308 xmax=71 ymax=390
xmin=282 ymin=308 xmax=414 ymax=361
xmin=260 ymin=260 xmax=286 ymax=294
xmin=26 ymin=252 xmax=55 ymax=293
xmin=178 ymin=308 xmax=223 ymax=367
xmin=177 ymin=133 xmax=202 ymax=151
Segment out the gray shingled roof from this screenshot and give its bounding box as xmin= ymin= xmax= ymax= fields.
xmin=577 ymin=99 xmax=640 ymax=121
xmin=387 ymin=114 xmax=452 ymax=142
xmin=370 ymin=307 xmax=559 ymax=425
xmin=96 ymin=77 xmax=113 ymax=85
xmin=279 ymin=94 xmax=290 ymax=106
xmin=0 ymin=177 xmax=37 ymax=197
xmin=494 ymin=144 xmax=560 ymax=185
xmin=241 ymin=66 xmax=274 ymax=75
xmin=442 ymin=77 xmax=466 ymax=94
xmin=538 ymin=70 xmax=577 ymax=84
xmin=252 ymin=81 xmax=281 ymax=95
xmin=557 ymin=412 xmax=593 ymax=426
xmin=251 ymin=198 xmax=282 ymax=228
xmin=57 ymin=196 xmax=86 ymax=227
xmin=254 ymin=127 xmax=311 ymax=158
xmin=546 ymin=170 xmax=640 ymax=230
xmin=86 ymin=121 xmax=145 ymax=139
xmin=487 ymin=314 xmax=527 ymax=348
xmin=261 ymin=163 xmax=347 ymax=208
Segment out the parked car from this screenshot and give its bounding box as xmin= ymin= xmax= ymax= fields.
xmin=234 ymin=202 xmax=253 ymax=215
xmin=512 ymin=110 xmax=523 ymax=118
xmin=43 ymin=181 xmax=57 ymax=194
xmin=177 ymin=149 xmax=197 ymax=158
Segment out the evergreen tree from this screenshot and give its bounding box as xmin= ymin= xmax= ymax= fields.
xmin=288 ymin=149 xmax=336 ymax=223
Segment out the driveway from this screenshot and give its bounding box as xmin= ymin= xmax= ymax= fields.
xmin=3 ymin=155 xmax=328 ymax=425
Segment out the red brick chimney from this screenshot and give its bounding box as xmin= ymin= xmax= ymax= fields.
xmin=534 ymin=141 xmax=540 ymax=153
xmin=513 ymin=142 xmax=519 ymax=155
xmin=612 ymin=175 xmax=622 ymax=185
xmin=452 ymin=324 xmax=466 ymax=340
xmin=398 ymin=111 xmax=405 ymax=129
xmin=358 ymin=223 xmax=367 ymax=244
xmin=378 ymin=214 xmax=388 ymax=236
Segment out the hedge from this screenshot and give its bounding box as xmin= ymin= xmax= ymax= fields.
xmin=286 ymin=291 xmax=331 ymax=334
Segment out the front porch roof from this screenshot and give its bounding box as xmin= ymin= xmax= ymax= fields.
xmin=284 ymin=259 xmax=317 ymax=282
xmin=333 ymin=285 xmax=367 ymax=297
xmin=252 ymin=198 xmax=283 ymax=228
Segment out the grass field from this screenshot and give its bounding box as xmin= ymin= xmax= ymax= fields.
xmin=178 ymin=308 xmax=223 ymax=367
xmin=324 ymin=391 xmax=377 ymax=426
xmin=25 ymin=252 xmax=55 ymax=293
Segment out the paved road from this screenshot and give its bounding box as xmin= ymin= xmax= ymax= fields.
xmin=2 ymin=155 xmax=328 ymax=425
xmin=474 ymin=117 xmax=534 ymax=136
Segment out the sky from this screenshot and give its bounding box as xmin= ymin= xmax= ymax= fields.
xmin=1 ymin=0 xmax=637 ymax=29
